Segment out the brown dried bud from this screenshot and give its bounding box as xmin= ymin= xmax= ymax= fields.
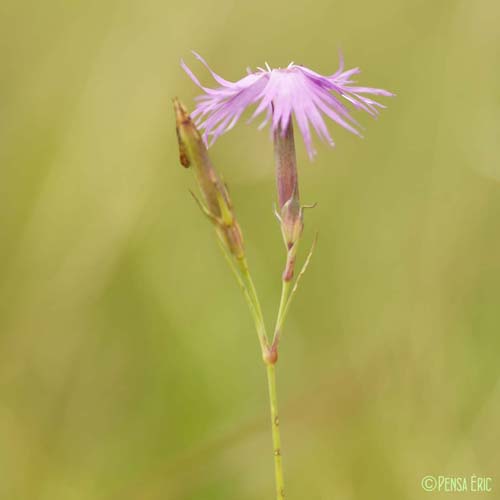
xmin=174 ymin=98 xmax=245 ymax=260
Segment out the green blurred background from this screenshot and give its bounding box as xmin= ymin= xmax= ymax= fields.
xmin=1 ymin=0 xmax=499 ymax=499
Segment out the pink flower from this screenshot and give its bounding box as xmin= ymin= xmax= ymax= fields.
xmin=182 ymin=51 xmax=393 ymax=159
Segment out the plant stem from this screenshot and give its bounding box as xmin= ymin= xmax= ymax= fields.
xmin=266 ymin=362 xmax=285 ymax=499
xmin=235 ymin=260 xmax=286 ymax=499
xmin=239 ymin=260 xmax=269 ymax=354
xmin=219 ymin=244 xmax=288 ymax=499
xmin=272 ymin=279 xmax=292 ymax=346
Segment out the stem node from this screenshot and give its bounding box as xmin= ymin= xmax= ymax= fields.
xmin=263 ymin=343 xmax=279 ymax=365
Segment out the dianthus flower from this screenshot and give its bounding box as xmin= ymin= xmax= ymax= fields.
xmin=182 ymin=51 xmax=393 ymax=160
xmin=182 ymin=51 xmax=393 ymax=280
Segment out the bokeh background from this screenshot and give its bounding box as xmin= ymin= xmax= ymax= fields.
xmin=1 ymin=0 xmax=500 ymax=499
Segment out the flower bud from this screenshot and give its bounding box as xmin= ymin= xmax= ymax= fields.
xmin=214 ymin=190 xmax=245 ymax=261
xmin=174 ymin=98 xmax=245 ymax=260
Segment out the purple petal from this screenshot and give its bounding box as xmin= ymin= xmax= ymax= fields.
xmin=181 ymin=52 xmax=393 ymax=159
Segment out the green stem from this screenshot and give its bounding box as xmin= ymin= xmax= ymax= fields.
xmin=272 ymin=279 xmax=292 ymax=346
xmin=239 ymin=260 xmax=269 ymax=354
xmin=219 ymin=248 xmax=286 ymax=499
xmin=236 ymin=261 xmax=286 ymax=499
xmin=240 ymin=264 xmax=285 ymax=499
xmin=266 ymin=363 xmax=285 ymax=499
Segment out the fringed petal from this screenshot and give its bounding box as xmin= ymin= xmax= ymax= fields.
xmin=181 ymin=52 xmax=393 ymax=158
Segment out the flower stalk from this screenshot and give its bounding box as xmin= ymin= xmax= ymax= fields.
xmin=175 ymin=99 xmax=290 ymax=498
xmin=266 ymin=363 xmax=284 ymax=499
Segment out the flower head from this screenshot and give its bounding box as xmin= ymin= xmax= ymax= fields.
xmin=182 ymin=51 xmax=393 ymax=159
